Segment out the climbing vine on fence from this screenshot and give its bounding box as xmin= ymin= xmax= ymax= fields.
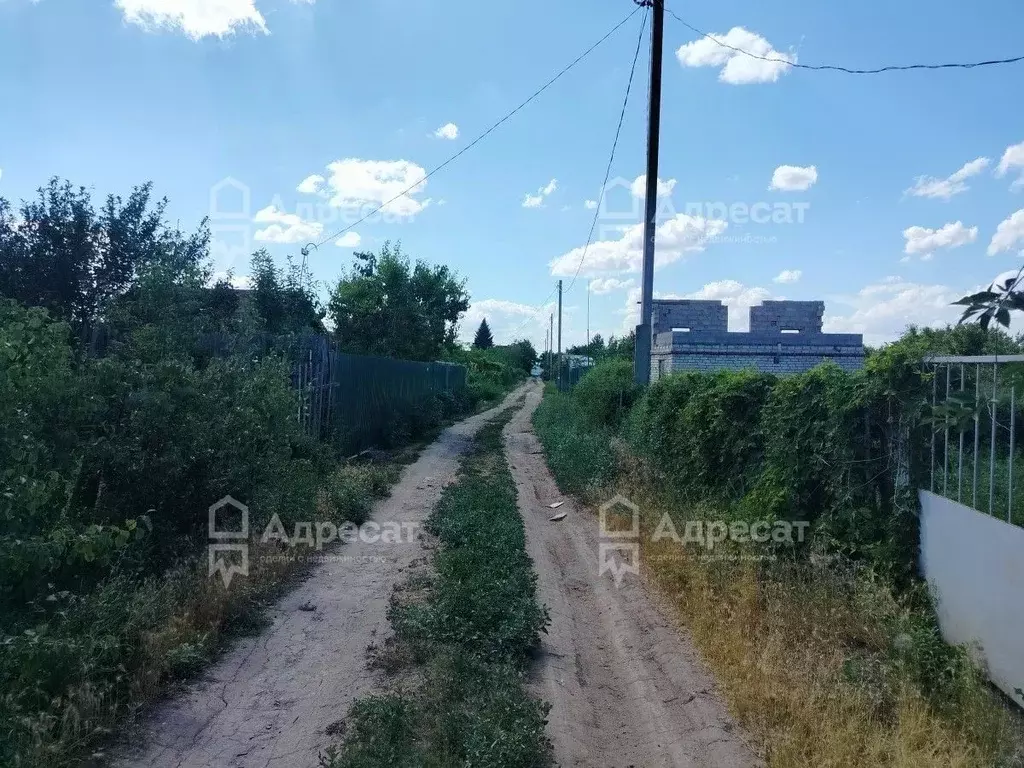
xmin=612 ymin=351 xmax=933 ymax=580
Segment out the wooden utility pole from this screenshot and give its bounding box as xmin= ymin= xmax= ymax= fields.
xmin=586 ymin=279 xmax=591 ymax=356
xmin=634 ymin=0 xmax=665 ymax=385
xmin=544 ymin=326 xmax=550 ymax=378
xmin=557 ymin=279 xmax=563 ymax=390
xmin=549 ymin=313 xmax=554 ymax=381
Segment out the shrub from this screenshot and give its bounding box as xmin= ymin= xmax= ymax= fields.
xmin=572 ymin=358 xmax=639 ymax=429
xmin=0 ymin=300 xmax=332 ymax=767
xmin=626 ymin=369 xmax=775 ymax=500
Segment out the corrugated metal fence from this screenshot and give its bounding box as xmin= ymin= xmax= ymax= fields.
xmin=292 ymin=337 xmax=467 ymax=452
xmin=199 ymin=332 xmax=467 ymax=453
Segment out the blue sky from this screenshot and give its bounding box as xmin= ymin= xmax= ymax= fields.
xmin=2 ymin=0 xmax=1023 ymax=348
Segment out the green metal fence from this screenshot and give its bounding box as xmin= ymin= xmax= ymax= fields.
xmin=289 ymin=336 xmax=467 ymax=453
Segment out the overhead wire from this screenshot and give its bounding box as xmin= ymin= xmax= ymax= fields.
xmin=306 ymin=5 xmax=643 ymax=253
xmin=664 ymin=6 xmax=1024 ymax=75
xmin=564 ymin=8 xmax=648 ymax=296
xmin=506 ymin=6 xmax=649 ymax=341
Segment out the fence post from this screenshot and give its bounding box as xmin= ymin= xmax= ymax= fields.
xmin=974 ymin=363 xmax=981 ymax=509
xmin=958 ymin=363 xmax=965 ymax=502
xmin=1010 ymin=386 xmax=1016 ymax=523
xmin=989 ymin=362 xmax=998 ymax=516
xmin=943 ymin=364 xmax=950 ymax=495
xmin=930 ymin=369 xmax=937 ymax=492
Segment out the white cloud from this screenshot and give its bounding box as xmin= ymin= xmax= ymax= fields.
xmin=902 ymin=221 xmax=978 ymax=258
xmin=320 ymin=158 xmax=430 ymax=218
xmin=629 ymin=175 xmax=677 ymax=198
xmin=996 ymin=141 xmax=1024 ymax=190
xmin=210 ymin=271 xmax=252 ymax=290
xmin=335 ymin=231 xmax=361 ymax=248
xmin=769 ymin=165 xmax=817 ymax=192
xmin=684 ymin=280 xmax=774 ymax=331
xmin=905 ymin=157 xmax=990 ymax=200
xmin=584 ymin=200 xmax=598 ymax=210
xmin=297 ymin=174 xmax=325 ymax=195
xmin=773 ymin=269 xmax=802 ymax=284
xmin=616 ymin=286 xmax=644 ymax=335
xmin=114 ymin=0 xmax=267 ymax=39
xmin=253 ymin=204 xmax=323 ymax=244
xmin=676 ymin=27 xmax=795 ymax=84
xmin=616 ymin=280 xmax=777 ymax=333
xmin=588 ymin=278 xmax=634 ymax=295
xmin=434 ymin=122 xmax=459 ymax=140
xmin=522 ymin=178 xmax=558 ymax=209
xmin=988 ymin=209 xmax=1024 ymax=255
xmin=824 ymin=276 xmax=960 ymax=346
xmin=549 ymin=213 xmax=728 ymax=276
xmin=460 ymin=298 xmax=554 ymax=348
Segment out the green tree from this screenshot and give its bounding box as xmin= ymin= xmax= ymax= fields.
xmin=605 ymin=331 xmax=635 ymax=359
xmin=568 ymin=333 xmax=605 ymax=359
xmin=327 ymin=241 xmax=469 ymax=361
xmin=250 ymin=250 xmax=325 ymax=335
xmin=871 ymin=323 xmax=1022 ymax=360
xmin=490 ymin=339 xmax=537 ymax=374
xmin=473 ymin=318 xmax=494 ymax=349
xmin=0 ymin=178 xmax=208 ymax=344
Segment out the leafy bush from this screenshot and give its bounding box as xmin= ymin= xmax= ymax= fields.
xmin=571 ymin=358 xmax=639 ymax=428
xmin=625 ymin=368 xmax=775 ymax=500
xmin=0 ymin=298 xmax=335 ymax=766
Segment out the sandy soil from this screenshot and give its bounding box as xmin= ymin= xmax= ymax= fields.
xmin=504 ymin=380 xmax=761 ymax=768
xmin=111 ymin=387 xmax=526 ymax=768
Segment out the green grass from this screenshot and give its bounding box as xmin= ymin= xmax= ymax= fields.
xmin=531 ymin=388 xmax=616 ymax=498
xmin=321 ymin=407 xmax=552 ymax=768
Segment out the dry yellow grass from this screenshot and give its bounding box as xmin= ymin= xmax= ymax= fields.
xmin=617 ymin=478 xmax=1024 ymax=768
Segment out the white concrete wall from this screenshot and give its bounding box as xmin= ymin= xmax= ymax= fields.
xmin=919 ymin=490 xmax=1024 ymax=706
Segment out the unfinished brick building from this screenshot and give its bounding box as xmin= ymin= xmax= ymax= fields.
xmin=649 ymin=299 xmax=864 ymax=381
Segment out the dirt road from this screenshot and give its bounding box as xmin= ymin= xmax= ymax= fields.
xmin=113 ymin=388 xmax=526 ymax=768
xmin=504 ymin=381 xmax=760 ymax=768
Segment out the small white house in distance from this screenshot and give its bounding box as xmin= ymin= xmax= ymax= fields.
xmin=564 ymin=354 xmax=595 ymax=369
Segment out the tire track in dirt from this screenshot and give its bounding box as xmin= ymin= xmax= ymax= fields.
xmin=504 ymin=381 xmax=761 ymax=768
xmin=111 ymin=387 xmax=528 ymax=768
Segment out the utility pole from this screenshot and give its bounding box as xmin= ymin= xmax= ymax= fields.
xmin=542 ymin=327 xmax=546 ymax=376
xmin=634 ymin=0 xmax=665 ymax=386
xmin=549 ymin=313 xmax=554 ymax=382
xmin=586 ymin=280 xmax=591 ymax=358
xmin=557 ymin=279 xmax=563 ymax=391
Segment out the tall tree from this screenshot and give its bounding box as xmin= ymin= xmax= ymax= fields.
xmin=473 ymin=318 xmax=494 ymax=349
xmin=250 ymin=250 xmax=325 ymax=335
xmin=0 ymin=178 xmax=208 ymax=343
xmin=328 ymin=241 xmax=469 ymax=361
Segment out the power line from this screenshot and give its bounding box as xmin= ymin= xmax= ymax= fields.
xmin=565 ymin=7 xmax=648 ymax=295
xmin=307 ymin=6 xmax=642 ymax=253
xmin=505 ymin=8 xmax=649 ymax=342
xmin=506 ymin=282 xmax=558 ymax=339
xmin=665 ymin=6 xmax=1024 ymax=75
